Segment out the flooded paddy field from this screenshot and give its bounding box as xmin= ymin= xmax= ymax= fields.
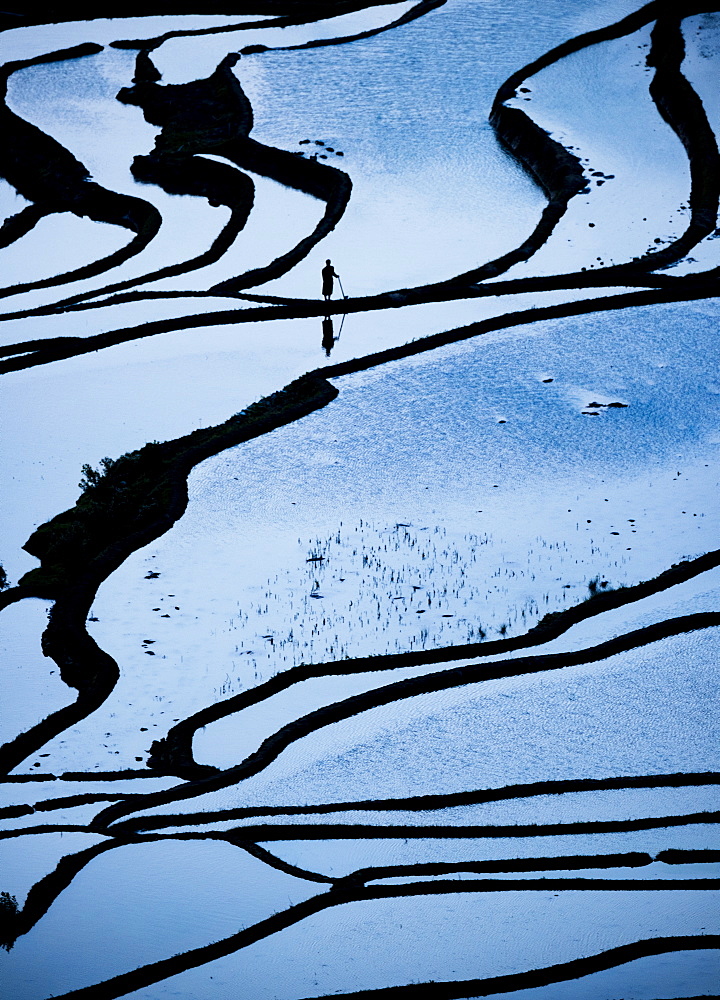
xmin=1 ymin=2 xmax=719 ymax=997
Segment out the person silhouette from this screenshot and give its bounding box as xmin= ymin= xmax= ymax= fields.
xmin=322 ymin=258 xmax=339 ymax=300
xmin=321 ymin=315 xmax=335 ymax=356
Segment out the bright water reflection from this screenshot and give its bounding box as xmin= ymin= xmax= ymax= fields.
xmin=1 ymin=1 xmax=719 ymax=997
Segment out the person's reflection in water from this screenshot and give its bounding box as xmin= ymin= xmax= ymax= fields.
xmin=321 ymin=315 xmax=335 ymax=356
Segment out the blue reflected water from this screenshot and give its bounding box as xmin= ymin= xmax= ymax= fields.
xmin=0 ymin=1 xmax=719 ymax=997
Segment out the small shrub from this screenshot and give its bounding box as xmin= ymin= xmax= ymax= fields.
xmin=78 ymin=456 xmax=116 ymax=492
xmin=0 ymin=564 xmax=7 ymax=591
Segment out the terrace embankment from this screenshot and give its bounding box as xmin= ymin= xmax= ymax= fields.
xmin=0 ymin=45 xmax=162 ymax=298
xmin=0 ymin=374 xmax=337 ymax=774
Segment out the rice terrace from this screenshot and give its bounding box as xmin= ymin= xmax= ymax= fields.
xmin=0 ymin=1 xmax=719 ymax=997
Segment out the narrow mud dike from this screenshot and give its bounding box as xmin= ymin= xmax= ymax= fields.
xmin=1 ymin=6 xmax=718 ymax=995
xmin=0 ymin=373 xmax=338 ymax=774
xmin=296 ymin=935 xmax=720 ymax=1000
xmin=3 ymin=292 xmax=716 ymax=780
xmin=19 ymin=374 xmax=337 ymax=599
xmin=4 ymin=279 xmax=720 ymax=380
xmin=146 ymin=547 xmax=720 ymax=779
xmin=4 ymin=1 xmax=719 ymax=330
xmin=42 ymin=917 xmax=720 ymax=1000
xmin=0 ymin=1 xmax=437 ymax=34
xmin=460 ymin=0 xmax=720 ymax=285
xmin=0 ymin=45 xmax=163 ymax=299
xmin=199 ymin=812 xmax=720 ymax=843
xmin=96 ymin=612 xmax=720 ymax=827
xmin=103 ymin=771 xmax=720 ymax=831
xmin=14 ymin=831 xmax=705 ymax=953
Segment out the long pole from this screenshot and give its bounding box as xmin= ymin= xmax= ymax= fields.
xmin=336 ymin=309 xmax=347 ymax=341
xmin=337 ymin=276 xmax=347 ymax=298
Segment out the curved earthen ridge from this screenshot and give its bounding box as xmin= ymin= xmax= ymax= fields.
xmin=0 ymin=45 xmax=162 ymax=299
xmin=187 ymin=813 xmax=720 ymax=843
xmin=0 ymin=1 xmax=717 ymax=325
xmin=38 ymin=922 xmax=720 ymax=1000
xmin=0 ymin=374 xmax=338 ymax=775
xmin=424 ymin=0 xmax=720 ymax=291
xmin=10 ymin=822 xmax=713 ymax=953
xmin=0 ymin=2 xmax=424 ymax=33
xmin=1 ymin=280 xmax=718 ymax=775
xmin=108 ymin=0 xmax=446 ymax=52
xmin=141 ymin=549 xmax=720 ymax=781
xmin=1 ymin=7 xmax=718 ymax=994
xmin=0 ymin=45 xmax=352 ymax=311
xmin=95 ymin=771 xmax=720 ymax=833
xmin=2 ymin=279 xmax=719 ymax=379
xmin=2 ymin=826 xmax=717 ymax=952
xmin=297 ymin=936 xmax=720 ymax=1000
xmin=92 ymin=612 xmax=720 ymax=828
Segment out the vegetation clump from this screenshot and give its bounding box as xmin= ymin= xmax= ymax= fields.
xmin=0 ymin=890 xmax=18 ymax=951
xmin=18 ymin=375 xmax=337 ymax=598
xmin=20 ymin=442 xmax=173 ymax=595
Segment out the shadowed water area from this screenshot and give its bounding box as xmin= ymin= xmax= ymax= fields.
xmin=0 ymin=2 xmax=719 ymax=997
